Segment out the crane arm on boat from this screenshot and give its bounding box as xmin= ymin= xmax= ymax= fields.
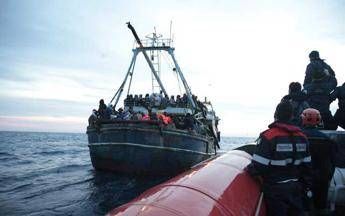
xmin=126 ymin=22 xmax=169 ymax=98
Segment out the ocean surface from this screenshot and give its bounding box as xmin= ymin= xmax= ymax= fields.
xmin=0 ymin=131 xmax=255 ymax=216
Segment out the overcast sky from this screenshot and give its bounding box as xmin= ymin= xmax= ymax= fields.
xmin=0 ymin=0 xmax=344 ymax=136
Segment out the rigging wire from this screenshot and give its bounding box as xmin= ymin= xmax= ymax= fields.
xmin=162 ymin=52 xmax=183 ymax=95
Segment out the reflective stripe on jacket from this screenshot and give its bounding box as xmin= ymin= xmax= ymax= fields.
xmin=247 ymin=122 xmax=313 ymax=188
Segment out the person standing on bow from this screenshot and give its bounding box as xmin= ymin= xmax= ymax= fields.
xmin=303 ymin=50 xmax=337 ymax=93
xmin=301 ymin=108 xmax=336 ymax=215
xmin=246 ymin=101 xmax=313 ymax=216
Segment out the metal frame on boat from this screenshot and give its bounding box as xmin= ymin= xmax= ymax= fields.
xmin=87 ymin=23 xmax=220 ymax=175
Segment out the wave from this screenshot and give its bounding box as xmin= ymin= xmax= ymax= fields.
xmin=0 ymin=182 xmax=33 ymax=193
xmin=34 ymin=150 xmax=67 ymax=156
xmin=23 ymin=177 xmax=94 ymax=200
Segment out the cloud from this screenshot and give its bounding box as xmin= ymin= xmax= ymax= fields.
xmin=0 ymin=115 xmax=86 ymax=133
xmin=0 ymin=0 xmax=344 ymax=135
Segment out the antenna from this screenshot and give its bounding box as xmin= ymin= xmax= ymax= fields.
xmin=169 ymin=20 xmax=172 ymax=45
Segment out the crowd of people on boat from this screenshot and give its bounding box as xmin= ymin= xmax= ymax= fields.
xmin=88 ymin=99 xmax=199 ymax=133
xmin=247 ymin=50 xmax=344 ymax=215
xmin=123 ymin=92 xmax=205 ymax=110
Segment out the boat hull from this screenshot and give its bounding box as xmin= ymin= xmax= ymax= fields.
xmin=87 ymin=121 xmax=215 ymax=175
xmin=107 ymin=150 xmax=266 ymax=216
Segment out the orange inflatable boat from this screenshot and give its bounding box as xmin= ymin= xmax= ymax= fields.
xmin=107 ymin=150 xmax=265 ymax=216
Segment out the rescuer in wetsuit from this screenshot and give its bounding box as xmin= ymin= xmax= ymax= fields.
xmin=246 ymin=101 xmax=313 ymax=216
xmin=305 ymin=81 xmax=337 ymax=130
xmin=303 ymin=51 xmax=337 ymax=130
xmin=303 ymin=50 xmax=337 ymax=93
xmin=330 ymin=82 xmax=345 ymax=130
xmin=281 ymin=82 xmax=309 ymax=126
xmin=301 ymin=108 xmax=336 ymax=215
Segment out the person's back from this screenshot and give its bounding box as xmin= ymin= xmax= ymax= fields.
xmin=88 ymin=109 xmax=98 ymax=126
xmin=282 ymin=82 xmax=309 ymax=126
xmin=183 ymin=113 xmax=194 ymax=131
xmin=330 ymin=83 xmax=345 ymax=129
xmin=303 ymin=50 xmax=337 ymax=93
xmin=301 ymin=108 xmax=335 ymax=214
xmin=306 ymin=83 xmax=337 ymax=130
xmin=98 ymin=99 xmax=108 ymax=120
xmin=169 ymin=96 xmax=176 ymax=106
xmin=116 ymin=108 xmax=125 ymax=120
xmin=246 ymin=101 xmax=312 ymax=216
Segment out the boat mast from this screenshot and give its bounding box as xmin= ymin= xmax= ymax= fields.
xmin=127 ymin=22 xmax=168 ymax=97
xmin=112 ymin=22 xmax=197 ymax=110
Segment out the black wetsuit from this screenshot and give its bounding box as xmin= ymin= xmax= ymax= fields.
xmin=282 ymin=92 xmax=309 ymax=126
xmin=302 ymin=127 xmax=335 ymax=210
xmin=306 ymin=83 xmax=337 ymax=130
xmin=330 ymin=84 xmax=345 ymax=129
xmin=303 ymin=59 xmax=337 ymax=93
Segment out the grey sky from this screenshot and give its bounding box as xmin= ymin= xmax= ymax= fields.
xmin=0 ymin=0 xmax=344 ymax=135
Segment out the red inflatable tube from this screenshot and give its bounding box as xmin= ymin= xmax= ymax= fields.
xmin=107 ymin=150 xmax=265 ymax=216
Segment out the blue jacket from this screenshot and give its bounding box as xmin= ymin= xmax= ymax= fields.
xmin=247 ymin=122 xmax=312 ymax=188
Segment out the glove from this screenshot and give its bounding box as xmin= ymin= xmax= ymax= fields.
xmin=306 ymin=189 xmax=313 ymax=198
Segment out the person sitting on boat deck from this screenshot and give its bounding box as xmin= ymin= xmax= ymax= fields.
xmin=301 ymin=108 xmax=336 ymax=215
xmin=158 ymin=112 xmax=174 ymax=125
xmin=281 ymin=82 xmax=309 ymax=126
xmin=124 ymin=95 xmax=130 ymax=106
xmin=132 ymin=111 xmax=143 ymax=120
xmin=116 ymin=108 xmax=125 ymax=119
xmin=176 ymin=95 xmax=182 ymax=107
xmin=183 ymin=113 xmax=195 ymax=132
xmin=303 ymin=50 xmax=337 ymax=93
xmin=169 ymin=95 xmax=176 ymax=107
xmin=144 ymin=94 xmax=150 ymax=107
xmin=142 ymin=107 xmax=157 ymax=121
xmin=154 ymin=93 xmax=162 ymax=107
xmin=246 ymin=101 xmax=312 ymax=216
xmin=88 ymin=109 xmax=98 ymax=126
xmin=98 ymin=99 xmax=108 ymax=120
xmin=138 ymin=94 xmax=144 ymax=106
xmin=104 ymin=103 xmax=112 ymax=120
xmin=149 ymin=93 xmax=155 ymax=105
xmin=330 ymin=82 xmax=345 ymax=129
xmin=161 ymin=95 xmax=169 ymax=108
xmin=133 ymin=94 xmax=139 ymax=106
xmin=127 ymin=94 xmax=134 ymax=107
xmin=193 ymin=95 xmax=207 ymax=115
xmin=123 ymin=107 xmax=133 ymax=120
xmin=182 ymin=94 xmax=188 ymax=107
xmin=149 ymin=108 xmax=158 ymax=121
xmin=305 ymin=79 xmax=337 ymax=130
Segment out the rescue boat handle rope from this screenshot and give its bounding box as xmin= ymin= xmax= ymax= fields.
xmin=254 ymin=192 xmax=264 ymax=216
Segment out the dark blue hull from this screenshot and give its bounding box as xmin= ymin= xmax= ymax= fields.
xmin=87 ymin=121 xmax=216 ymax=175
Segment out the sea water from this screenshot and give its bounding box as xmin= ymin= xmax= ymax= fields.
xmin=0 ymin=131 xmax=255 ymax=215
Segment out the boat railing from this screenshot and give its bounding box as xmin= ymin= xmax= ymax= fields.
xmin=134 ymin=38 xmax=173 ymax=48
xmin=99 ymin=119 xmax=160 ymax=125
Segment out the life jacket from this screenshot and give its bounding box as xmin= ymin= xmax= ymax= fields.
xmin=157 ymin=114 xmax=172 ymax=125
xmin=142 ymin=114 xmax=150 ymax=120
